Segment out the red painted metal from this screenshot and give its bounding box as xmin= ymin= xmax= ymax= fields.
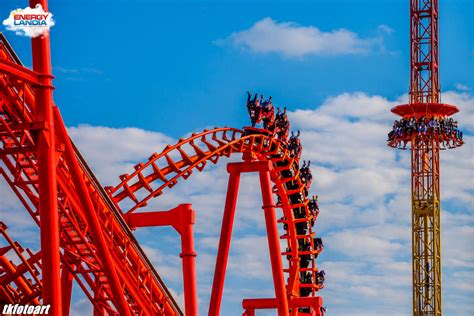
xmin=126 ymin=204 xmax=198 ymax=316
xmin=409 ymin=0 xmax=439 ymax=104
xmin=209 ymin=161 xmax=295 ymax=316
xmin=54 ymin=109 xmax=131 ymax=316
xmin=0 ymin=57 xmax=48 ymax=87
xmin=0 ymin=34 xmax=182 ymax=315
xmin=1 ymin=2 xmax=324 ymax=314
xmin=0 ymin=222 xmax=42 ymax=305
xmin=60 ymin=265 xmax=73 ymax=316
xmin=107 ymin=127 xmax=324 ymax=314
xmin=391 ymin=103 xmax=459 ymax=118
xmin=242 ymin=297 xmax=322 ymax=314
xmin=208 ymin=165 xmax=241 ymax=316
xmin=388 ymin=1 xmax=463 ymax=315
xmin=256 ymin=161 xmax=290 ymax=315
xmin=28 ymin=0 xmax=61 ymax=314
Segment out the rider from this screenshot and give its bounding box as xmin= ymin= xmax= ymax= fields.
xmin=316 ymin=270 xmax=325 ymax=287
xmin=308 ymin=195 xmax=319 ymax=218
xmin=288 ymin=131 xmax=302 ymax=160
xmin=262 ymin=97 xmax=275 ymax=131
xmin=246 ymin=91 xmax=262 ymax=127
xmin=275 ymin=107 xmax=290 ymax=140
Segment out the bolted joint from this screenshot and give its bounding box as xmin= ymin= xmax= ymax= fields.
xmin=180 ymin=251 xmax=197 ymax=258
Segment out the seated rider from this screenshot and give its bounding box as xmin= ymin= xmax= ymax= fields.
xmin=300 ymin=160 xmax=313 ymax=186
xmin=262 ymin=96 xmax=272 ymax=108
xmin=316 ymin=270 xmax=325 ymax=286
xmin=275 ymin=107 xmax=290 ymax=140
xmin=313 ymin=237 xmax=324 ymax=252
xmin=262 ymin=97 xmax=275 ymax=131
xmin=246 ymin=91 xmax=262 ymax=127
xmin=288 ymin=131 xmax=302 ymax=160
xmin=308 ymin=195 xmax=320 ymax=218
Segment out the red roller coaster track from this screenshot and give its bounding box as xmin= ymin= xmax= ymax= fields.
xmin=0 ymin=2 xmax=324 ymax=314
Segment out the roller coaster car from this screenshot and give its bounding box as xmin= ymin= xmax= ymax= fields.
xmin=299 ymin=271 xmax=313 ymax=297
xmin=285 ymin=180 xmax=299 ymax=191
xmin=300 ymin=273 xmax=312 ymax=284
xmin=298 ymin=307 xmax=312 ymax=314
xmin=298 ymin=239 xmax=313 ymax=268
xmin=300 ymin=255 xmax=311 ymax=268
xmin=293 ymin=206 xmax=306 ymax=219
xmin=298 ymin=237 xmax=311 ymax=250
xmin=283 ymin=221 xmax=307 ymax=235
xmin=295 ymin=222 xmax=308 ymax=235
xmin=300 ymin=287 xmax=312 ymax=297
xmin=289 ymin=192 xmax=304 ymax=204
xmin=281 ymin=169 xmax=295 ymax=180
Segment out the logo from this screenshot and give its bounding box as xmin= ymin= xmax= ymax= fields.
xmin=2 ymin=304 xmax=51 ymax=314
xmin=2 ymin=4 xmax=55 ymax=38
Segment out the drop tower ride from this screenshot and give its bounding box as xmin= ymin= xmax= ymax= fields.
xmin=388 ymin=1 xmax=464 ymax=315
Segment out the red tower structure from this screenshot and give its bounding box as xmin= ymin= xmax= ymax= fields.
xmin=0 ymin=1 xmax=325 ymax=314
xmin=388 ymin=1 xmax=463 ymax=315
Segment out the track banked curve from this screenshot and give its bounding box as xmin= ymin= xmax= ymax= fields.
xmin=107 ymin=127 xmax=324 ymax=305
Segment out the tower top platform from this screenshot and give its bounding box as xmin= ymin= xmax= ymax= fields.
xmin=391 ymin=102 xmax=459 ymax=118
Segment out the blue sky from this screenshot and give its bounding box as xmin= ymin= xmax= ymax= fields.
xmin=5 ymin=0 xmax=473 ymax=136
xmin=1 ymin=1 xmax=473 ymax=315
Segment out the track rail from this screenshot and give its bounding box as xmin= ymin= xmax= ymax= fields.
xmin=0 ymin=31 xmax=324 ymax=314
xmin=107 ymin=127 xmax=324 ymax=303
xmin=0 ymin=34 xmax=181 ymax=315
xmin=0 ymin=222 xmax=42 ymax=305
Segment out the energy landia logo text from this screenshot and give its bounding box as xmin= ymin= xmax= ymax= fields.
xmin=2 ymin=4 xmax=55 ymax=38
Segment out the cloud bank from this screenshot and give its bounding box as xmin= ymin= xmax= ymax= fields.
xmin=1 ymin=91 xmax=472 ymax=315
xmin=218 ymin=17 xmax=390 ymax=57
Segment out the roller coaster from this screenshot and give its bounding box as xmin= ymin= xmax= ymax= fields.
xmin=0 ymin=8 xmax=324 ymax=314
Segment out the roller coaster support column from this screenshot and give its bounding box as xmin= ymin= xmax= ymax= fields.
xmin=29 ymin=0 xmax=61 ymax=314
xmin=60 ymin=266 xmax=73 ymax=316
xmin=209 ymin=161 xmax=289 ymax=316
xmin=125 ymin=204 xmax=198 ymax=316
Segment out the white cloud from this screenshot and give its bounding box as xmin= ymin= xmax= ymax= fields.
xmin=68 ymin=125 xmax=173 ymax=185
xmin=218 ymin=17 xmax=389 ymax=57
xmin=2 ymin=4 xmax=55 ymax=38
xmin=1 ymin=90 xmax=472 ymax=315
xmin=288 ymin=91 xmax=473 ymax=315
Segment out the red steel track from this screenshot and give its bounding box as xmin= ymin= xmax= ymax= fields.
xmin=0 ymin=34 xmax=181 ymax=315
xmin=0 ymin=9 xmax=323 ymax=314
xmin=106 ymin=127 xmax=324 ymax=305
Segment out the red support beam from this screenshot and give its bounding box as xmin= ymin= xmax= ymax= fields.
xmin=28 ymin=0 xmax=61 ymax=314
xmin=125 ymin=204 xmax=198 ymax=316
xmin=54 ymin=108 xmax=131 ymax=316
xmin=209 ymin=161 xmax=289 ymax=316
xmin=242 ymin=297 xmax=322 ymax=315
xmin=0 ymin=58 xmax=49 ymax=87
xmin=257 ymin=164 xmax=290 ymax=315
xmin=208 ymin=167 xmax=241 ymax=316
xmin=60 ymin=266 xmax=74 ymax=316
